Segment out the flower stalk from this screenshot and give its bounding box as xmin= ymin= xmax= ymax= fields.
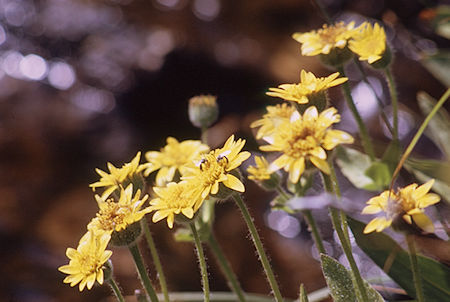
xmin=336 ymin=66 xmax=376 ymax=161
xmin=321 ymin=172 xmax=368 ymax=302
xmin=385 ymin=68 xmax=399 ymax=140
xmin=128 ymin=243 xmax=160 ymax=302
xmin=406 ymin=235 xmax=424 ymax=302
xmin=190 ymin=223 xmax=210 ymax=302
xmin=107 ymin=277 xmax=126 ymax=302
xmin=232 ymin=193 xmax=283 ymax=302
xmin=302 ymin=209 xmax=326 ymax=255
xmin=141 ymin=220 xmax=170 ymax=302
xmin=207 ymin=233 xmax=247 ymax=302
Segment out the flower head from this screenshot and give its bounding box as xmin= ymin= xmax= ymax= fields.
xmin=88 ymin=184 xmax=150 ymax=234
xmin=149 ymin=181 xmax=203 ymax=228
xmin=250 ymin=103 xmax=296 ymax=139
xmin=266 ymin=70 xmax=347 ymax=104
xmin=247 ymin=156 xmax=272 ymax=181
xmin=183 ymin=135 xmax=251 ymax=199
xmin=260 ymin=106 xmax=353 ymax=184
xmin=362 ymin=179 xmax=441 ymax=234
xmin=58 ymin=231 xmax=112 ymax=291
xmin=90 ymin=152 xmax=145 ymax=199
xmin=292 ymin=22 xmax=356 ymax=56
xmin=144 ymin=137 xmax=209 ymax=186
xmin=349 ymin=22 xmax=387 ymax=64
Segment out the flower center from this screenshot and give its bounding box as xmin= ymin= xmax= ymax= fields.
xmin=284 ymin=124 xmax=323 ymax=158
xmin=97 ymin=200 xmax=130 ymax=231
xmin=199 ymin=153 xmax=228 ymax=185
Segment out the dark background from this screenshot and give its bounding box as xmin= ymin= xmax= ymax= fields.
xmin=0 ymin=0 xmax=449 ymax=301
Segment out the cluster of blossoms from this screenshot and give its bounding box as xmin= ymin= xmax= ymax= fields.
xmin=58 ymin=96 xmax=252 ymax=291
xmin=292 ymin=21 xmax=390 ymax=67
xmin=58 ymin=18 xmax=444 ymax=301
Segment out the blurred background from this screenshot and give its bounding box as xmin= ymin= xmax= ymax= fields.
xmin=0 ymin=0 xmax=449 ymax=301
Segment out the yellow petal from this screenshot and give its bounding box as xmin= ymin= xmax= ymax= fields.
xmin=310 ymin=157 xmax=330 ymax=174
xmin=361 ymin=204 xmax=382 ymax=214
xmin=269 ymin=154 xmax=291 ymax=172
xmin=182 ymin=207 xmax=194 ymax=219
xmin=288 ymin=158 xmax=305 ymax=184
xmin=223 ymin=174 xmax=245 ymax=192
xmin=414 ymin=179 xmax=434 ymax=199
xmin=412 ymin=213 xmax=434 ymax=233
xmin=418 ymin=194 xmax=441 ymax=208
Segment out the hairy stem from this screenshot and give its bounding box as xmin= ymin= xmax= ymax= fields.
xmin=190 ymin=223 xmax=210 ymax=302
xmin=232 ymin=194 xmax=283 ymax=302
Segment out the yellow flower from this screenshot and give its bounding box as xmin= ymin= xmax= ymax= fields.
xmin=58 ymin=231 xmax=112 ymax=291
xmin=260 ymin=106 xmax=353 ymax=184
xmin=149 ymin=181 xmax=203 ymax=228
xmin=362 ymin=179 xmax=441 ymax=234
xmin=349 ymin=22 xmax=386 ymax=64
xmin=292 ymin=21 xmax=356 ymax=56
xmin=88 ymin=184 xmax=150 ymax=234
xmin=90 ymin=152 xmax=145 ymax=199
xmin=266 ymin=70 xmax=348 ymax=104
xmin=144 ymin=137 xmax=209 ymax=186
xmin=247 ymin=156 xmax=272 ymax=181
xmin=250 ymin=103 xmax=296 ymax=140
xmin=183 ymin=135 xmax=251 ymax=199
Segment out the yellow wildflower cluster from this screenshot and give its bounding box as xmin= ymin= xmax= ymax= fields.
xmin=147 ymin=135 xmax=250 ymax=228
xmin=293 ymin=21 xmax=388 ymax=65
xmin=59 ymin=153 xmax=152 ymax=291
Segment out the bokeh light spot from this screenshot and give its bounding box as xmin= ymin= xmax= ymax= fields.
xmin=48 ymin=61 xmax=76 ymax=90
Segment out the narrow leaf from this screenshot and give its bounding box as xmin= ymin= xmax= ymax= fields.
xmin=417 ymin=91 xmax=450 ymax=157
xmin=421 ymin=52 xmax=450 ymax=87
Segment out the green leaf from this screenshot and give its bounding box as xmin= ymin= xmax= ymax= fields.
xmin=382 ymin=138 xmax=402 ymax=174
xmin=430 ymin=5 xmax=450 ymax=39
xmin=364 ymin=161 xmax=391 ymax=190
xmin=320 ymin=254 xmax=384 ymax=302
xmin=335 ymin=146 xmax=388 ymax=191
xmin=417 ymin=91 xmax=450 ymax=157
xmin=348 ymin=217 xmax=450 ymax=302
xmin=299 ymin=284 xmax=309 ymax=302
xmin=421 ymin=52 xmax=450 ymax=87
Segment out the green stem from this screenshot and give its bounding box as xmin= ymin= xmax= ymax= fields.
xmin=353 ymin=58 xmax=394 ymax=135
xmin=321 ymin=173 xmax=368 ymax=302
xmin=406 ymin=235 xmax=424 ymax=302
xmin=207 ymin=233 xmax=247 ymax=302
xmin=390 ymin=88 xmax=450 ymax=188
xmin=201 ymin=127 xmax=208 ymax=145
xmin=107 ymin=277 xmax=126 ymax=302
xmin=385 ymin=68 xmax=399 ymax=140
xmin=232 ymin=194 xmax=283 ymax=302
xmin=337 ymin=66 xmax=376 ymax=160
xmin=312 ymin=0 xmax=332 ymax=24
xmin=141 ymin=221 xmax=170 ymax=302
xmin=129 ymin=243 xmax=160 ymax=302
xmin=302 ymin=210 xmax=326 ymax=255
xmin=190 ymin=223 xmax=210 ymax=302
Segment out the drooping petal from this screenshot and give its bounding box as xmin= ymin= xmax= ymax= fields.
xmin=412 ymin=213 xmax=434 ymax=233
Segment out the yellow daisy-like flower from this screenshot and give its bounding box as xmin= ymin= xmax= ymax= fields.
xmin=250 ymin=103 xmax=296 ymax=140
xmin=58 ymin=231 xmax=112 ymax=291
xmin=260 ymin=106 xmax=354 ymax=184
xmin=144 ymin=137 xmax=209 ymax=186
xmin=149 ymin=181 xmax=203 ymax=228
xmin=90 ymin=152 xmax=145 ymax=199
xmin=87 ymin=184 xmax=150 ymax=234
xmin=349 ymin=22 xmax=387 ymax=64
xmin=183 ymin=135 xmax=251 ymax=199
xmin=247 ymin=156 xmax=272 ymax=181
xmin=266 ymin=70 xmax=348 ymax=104
xmin=362 ymin=179 xmax=441 ymax=234
xmin=292 ymin=21 xmax=356 ymax=56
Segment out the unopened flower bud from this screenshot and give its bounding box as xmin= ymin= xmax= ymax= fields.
xmin=188 ymin=95 xmax=219 ymax=129
xmin=110 ymin=221 xmax=142 ymax=247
